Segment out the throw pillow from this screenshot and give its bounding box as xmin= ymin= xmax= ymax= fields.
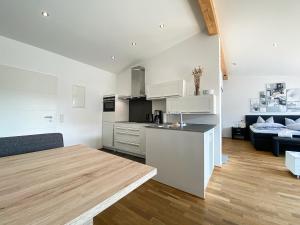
xmin=285 ymin=118 xmax=295 ymax=126
xmin=287 ymin=123 xmax=300 ymax=131
xmin=253 ymin=123 xmax=285 ymax=129
xmin=266 ymin=116 xmax=274 ymax=123
xmin=257 ymin=116 xmax=265 ymax=123
xmin=285 ymin=118 xmax=300 ymax=126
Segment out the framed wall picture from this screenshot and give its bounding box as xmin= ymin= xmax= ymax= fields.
xmin=250 ymin=98 xmax=260 ymax=112
xmin=287 ymin=88 xmax=300 ymax=112
xmin=258 ymin=91 xmax=266 ymax=112
xmin=72 ymin=85 xmax=85 ymax=108
xmin=259 ymin=91 xmax=266 ymax=105
xmin=249 ymin=83 xmax=300 ymax=113
xmin=265 ymin=83 xmax=286 ymax=112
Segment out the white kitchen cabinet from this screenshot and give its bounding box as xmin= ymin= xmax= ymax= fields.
xmin=145 ymin=127 xmax=215 ymax=198
xmin=114 ymin=123 xmax=146 ymax=157
xmin=146 ymin=80 xmax=186 ymax=99
xmin=204 ymin=129 xmax=214 ymax=187
xmin=166 ymin=95 xmax=216 ymax=114
xmin=102 ymin=122 xmax=114 ymax=148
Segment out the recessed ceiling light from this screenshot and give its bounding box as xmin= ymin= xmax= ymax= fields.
xmin=159 ymin=24 xmax=165 ymax=29
xmin=111 ymin=56 xmax=116 ymax=60
xmin=272 ymin=42 xmax=278 ymax=48
xmin=131 ymin=42 xmax=137 ymax=46
xmin=41 ymin=11 xmax=49 ymax=17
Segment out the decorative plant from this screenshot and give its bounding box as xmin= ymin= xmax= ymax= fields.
xmin=192 ymin=66 xmax=203 ymax=95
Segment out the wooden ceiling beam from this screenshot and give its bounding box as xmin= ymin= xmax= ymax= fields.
xmin=221 ymin=47 xmax=228 ymax=80
xmin=198 ymin=0 xmax=228 ymax=80
xmin=198 ymin=0 xmax=218 ymax=35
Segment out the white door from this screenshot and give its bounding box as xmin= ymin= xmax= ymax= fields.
xmin=0 ymin=65 xmax=58 ymax=137
xmin=102 ymin=122 xmax=114 ymax=148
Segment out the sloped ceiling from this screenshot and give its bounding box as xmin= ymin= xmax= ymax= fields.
xmin=0 ymin=0 xmax=206 ymax=73
xmin=215 ymin=0 xmax=300 ymax=76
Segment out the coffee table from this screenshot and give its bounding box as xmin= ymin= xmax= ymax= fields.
xmin=272 ymin=136 xmax=300 ymax=156
xmin=285 ymin=151 xmax=300 ymax=179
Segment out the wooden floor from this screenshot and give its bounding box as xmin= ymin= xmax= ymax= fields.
xmin=94 ymin=139 xmax=300 ymax=225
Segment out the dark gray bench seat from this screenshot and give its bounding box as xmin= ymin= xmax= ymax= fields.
xmin=0 ymin=133 xmax=64 ymax=157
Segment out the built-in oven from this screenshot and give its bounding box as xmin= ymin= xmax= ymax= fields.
xmin=103 ymin=96 xmax=115 ymax=112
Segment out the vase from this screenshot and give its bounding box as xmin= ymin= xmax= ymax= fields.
xmin=193 ymin=74 xmax=201 ymax=96
xmin=194 ymin=86 xmax=200 ymax=96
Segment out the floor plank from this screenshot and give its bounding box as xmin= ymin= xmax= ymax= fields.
xmin=94 ymin=139 xmax=300 ymax=225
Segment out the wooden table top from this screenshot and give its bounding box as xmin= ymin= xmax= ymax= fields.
xmin=0 ymin=145 xmax=156 ymax=225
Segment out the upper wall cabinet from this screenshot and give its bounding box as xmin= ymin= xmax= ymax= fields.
xmin=166 ymin=95 xmax=216 ymax=114
xmin=146 ymin=80 xmax=186 ymax=100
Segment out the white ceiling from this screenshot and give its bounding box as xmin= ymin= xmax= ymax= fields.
xmin=215 ymin=0 xmax=300 ymax=76
xmin=0 ymin=0 xmax=205 ymax=74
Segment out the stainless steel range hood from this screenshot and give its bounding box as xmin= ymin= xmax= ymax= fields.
xmin=119 ymin=66 xmax=145 ymax=99
xmin=131 ymin=66 xmax=145 ymax=98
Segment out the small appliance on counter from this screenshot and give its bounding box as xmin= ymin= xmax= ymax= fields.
xmin=153 ymin=110 xmax=163 ymax=124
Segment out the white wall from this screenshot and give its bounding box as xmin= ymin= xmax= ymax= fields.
xmin=0 ymin=35 xmax=116 ymax=148
xmin=117 ymin=33 xmax=222 ymax=166
xmin=222 ymin=75 xmax=300 ymax=137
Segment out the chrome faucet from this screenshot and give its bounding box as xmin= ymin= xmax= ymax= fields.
xmin=179 ymin=113 xmax=186 ymax=127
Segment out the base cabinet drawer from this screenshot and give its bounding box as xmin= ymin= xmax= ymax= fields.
xmin=114 ymin=123 xmax=146 ymax=156
xmin=114 ymin=140 xmax=140 ymax=155
xmin=115 ymin=127 xmax=140 ymax=134
xmin=114 ymin=131 xmax=140 ymax=143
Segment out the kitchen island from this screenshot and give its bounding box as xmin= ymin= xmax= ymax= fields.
xmin=145 ymin=124 xmax=215 ymax=199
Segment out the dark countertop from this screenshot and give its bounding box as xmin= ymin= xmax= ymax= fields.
xmin=115 ymin=121 xmax=153 ymax=124
xmin=145 ymin=123 xmax=216 ymax=133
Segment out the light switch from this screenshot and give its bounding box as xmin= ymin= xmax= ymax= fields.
xmin=59 ymin=114 xmax=64 ymax=123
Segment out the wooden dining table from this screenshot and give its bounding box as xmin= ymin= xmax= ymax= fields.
xmin=0 ymin=145 xmax=156 ymax=225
